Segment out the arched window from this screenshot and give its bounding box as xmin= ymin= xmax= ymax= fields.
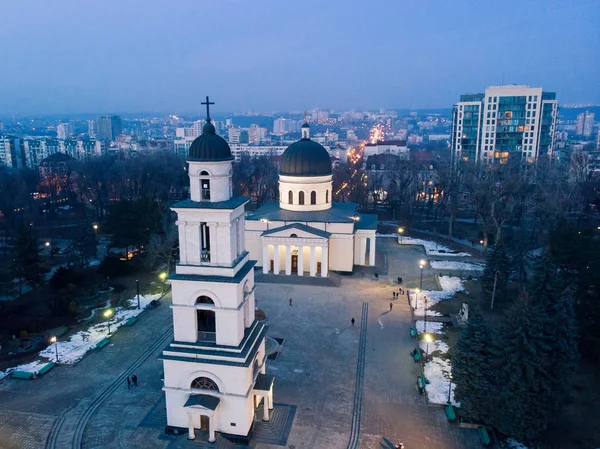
xmin=299 ymin=191 xmax=305 ymax=205
xmin=326 ymin=190 xmax=329 ymax=203
xmin=196 ymin=296 xmax=215 ymax=305
xmin=288 ymin=190 xmax=293 ymax=204
xmin=200 ymin=171 xmax=210 ymax=200
xmin=191 ymin=376 xmax=220 ymax=391
xmin=310 ymin=191 xmax=316 ymax=205
xmin=290 ymin=233 xmax=298 ymax=238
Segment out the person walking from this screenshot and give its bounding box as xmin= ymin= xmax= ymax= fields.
xmin=132 ymin=374 xmax=138 ymax=387
xmin=389 ymin=302 xmax=393 ymax=311
xmin=126 ymin=376 xmax=131 ymax=389
xmin=289 ymin=297 xmax=293 ymax=306
xmin=351 ymin=317 xmax=355 ymax=327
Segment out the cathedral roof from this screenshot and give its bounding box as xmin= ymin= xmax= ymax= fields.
xmin=280 ymin=125 xmax=332 ymax=176
xmin=188 ymin=121 xmax=233 ymax=162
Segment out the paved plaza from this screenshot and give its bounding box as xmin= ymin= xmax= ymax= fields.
xmin=0 ymin=238 xmax=480 ymax=449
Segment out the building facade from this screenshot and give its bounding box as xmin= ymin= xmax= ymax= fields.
xmin=576 ymin=111 xmax=595 ymax=137
xmin=161 ymin=112 xmax=273 ymax=444
xmin=451 ymin=85 xmax=558 ymax=165
xmin=244 ymin=124 xmax=378 ymax=276
xmin=97 ymin=115 xmax=123 ymax=141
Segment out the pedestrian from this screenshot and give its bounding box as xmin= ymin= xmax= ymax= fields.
xmin=126 ymin=376 xmax=131 ymax=389
xmin=389 ymin=302 xmax=393 ymax=311
xmin=351 ymin=317 xmax=355 ymax=327
xmin=289 ymin=297 xmax=293 ymax=306
xmin=132 ymin=374 xmax=138 ymax=387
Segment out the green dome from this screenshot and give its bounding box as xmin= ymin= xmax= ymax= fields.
xmin=188 ymin=121 xmax=233 ymax=162
xmin=280 ymin=138 xmax=332 ymax=176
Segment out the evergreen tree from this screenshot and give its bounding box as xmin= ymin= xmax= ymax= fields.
xmin=481 ymin=243 xmax=511 ymax=304
xmin=490 ymin=291 xmax=555 ymax=440
xmin=452 ymin=309 xmax=495 ymax=422
xmin=67 ymin=222 xmax=98 ymax=268
xmin=11 ymin=221 xmax=47 ymax=295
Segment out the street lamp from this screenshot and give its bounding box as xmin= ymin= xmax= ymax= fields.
xmin=423 ymin=332 xmax=433 ymax=362
xmin=159 ymin=272 xmax=167 ymax=293
xmin=490 ymin=270 xmax=500 ymax=309
xmin=50 ymin=336 xmax=59 ymax=363
xmin=479 ymin=240 xmax=484 ymax=256
xmin=260 ymin=218 xmax=269 ymax=230
xmin=45 ymin=241 xmax=50 ymax=247
xmin=398 ymin=227 xmax=404 ymax=244
xmin=104 ymin=309 xmax=113 ymax=334
xmin=136 ymin=279 xmax=140 ymax=309
xmin=419 ymin=259 xmax=425 ymax=292
xmin=414 ymin=288 xmax=420 ymax=310
xmin=447 ymin=371 xmax=454 ymax=404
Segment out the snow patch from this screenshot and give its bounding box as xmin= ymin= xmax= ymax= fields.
xmin=415 ymin=321 xmax=444 ymax=334
xmin=424 ymin=356 xmax=459 ymax=406
xmin=430 ymin=261 xmax=484 ymax=271
xmin=419 ymin=339 xmax=450 ymax=354
xmin=502 ymin=439 xmax=529 ymax=449
xmin=410 ymin=276 xmax=464 ymax=316
xmin=394 ymin=236 xmax=471 ymax=257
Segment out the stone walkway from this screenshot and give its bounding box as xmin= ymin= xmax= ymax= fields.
xmin=0 ymin=238 xmax=480 ymax=449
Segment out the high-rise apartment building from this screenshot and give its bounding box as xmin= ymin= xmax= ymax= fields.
xmin=57 ymin=123 xmax=73 ymax=139
xmin=576 ymin=111 xmax=595 ymax=137
xmin=0 ymin=137 xmax=24 ymax=168
xmin=273 ymin=118 xmax=301 ymax=135
xmin=451 ymin=85 xmax=558 ymax=165
xmin=88 ymin=120 xmax=97 ymax=138
xmin=97 ymin=115 xmax=123 ymax=141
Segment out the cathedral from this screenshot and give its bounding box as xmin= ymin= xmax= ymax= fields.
xmin=161 ymin=99 xmax=274 ymax=443
xmin=245 ymin=123 xmax=378 ymax=276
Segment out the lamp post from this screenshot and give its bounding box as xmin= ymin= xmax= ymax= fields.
xmin=104 ymin=309 xmax=113 ymax=334
xmin=424 ymin=332 xmax=433 ymax=362
xmin=136 ymin=279 xmax=140 ymax=309
xmin=93 ymin=224 xmax=99 ymax=233
xmin=50 ymin=336 xmax=59 ymax=363
xmin=260 ymin=218 xmax=269 ymax=230
xmin=414 ymin=288 xmax=420 ymax=310
xmin=447 ymin=371 xmax=453 ymax=404
xmin=479 ymin=240 xmax=484 ymax=256
xmin=419 ymin=259 xmax=425 ymax=291
xmin=490 ymin=270 xmax=500 ymax=309
xmin=424 ymin=294 xmax=428 ymax=333
xmin=398 ymin=227 xmax=404 ymax=244
xmin=159 ymin=272 xmax=167 ymax=293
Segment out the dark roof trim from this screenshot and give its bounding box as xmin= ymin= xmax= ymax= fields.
xmin=169 ymin=260 xmax=256 ymax=284
xmin=262 ymin=223 xmax=331 ymax=239
xmin=184 ymin=394 xmax=221 ymax=410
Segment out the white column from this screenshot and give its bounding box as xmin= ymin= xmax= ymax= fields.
xmin=263 ymin=395 xmax=270 ymax=421
xmin=359 ymin=237 xmax=366 ymax=265
xmin=208 ymin=416 xmax=216 ymax=443
xmin=268 ymin=386 xmax=274 ymax=410
xmin=273 ymin=245 xmax=280 ymax=274
xmin=369 ymin=237 xmax=376 ymax=266
xmin=262 ymin=244 xmax=269 ymax=274
xmin=297 ymin=245 xmax=304 ymax=276
xmin=285 ymin=245 xmax=292 ymax=275
xmin=321 ymin=245 xmax=328 ymax=277
xmin=209 ymin=223 xmax=218 ymax=264
xmin=309 ymin=246 xmax=316 ymax=276
xmin=239 ymin=218 xmax=246 ymax=253
xmin=187 ymin=414 xmax=196 ymax=440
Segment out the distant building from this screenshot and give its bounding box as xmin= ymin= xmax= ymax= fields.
xmin=56 ymin=123 xmax=72 ymax=139
xmin=97 ymin=115 xmax=122 ymax=141
xmin=428 ymin=134 xmax=451 ymax=141
xmin=273 ymin=118 xmax=301 ymax=135
xmin=248 ymin=125 xmax=267 ymax=144
xmin=576 ymin=111 xmax=595 ymax=137
xmin=87 ymin=120 xmax=97 ymax=138
xmin=0 ymin=137 xmax=24 ymax=168
xmin=228 ymin=128 xmax=249 ymax=144
xmin=363 ymin=140 xmax=409 ymax=159
xmin=0 ymin=121 xmax=4 ymax=132
xmin=451 ymin=85 xmax=558 ymax=165
xmin=229 ymin=144 xmax=287 ymax=161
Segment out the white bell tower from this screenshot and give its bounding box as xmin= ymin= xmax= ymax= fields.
xmin=161 ymin=97 xmax=274 ymax=444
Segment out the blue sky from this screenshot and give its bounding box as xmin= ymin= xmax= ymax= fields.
xmin=1 ymin=0 xmax=598 ymax=114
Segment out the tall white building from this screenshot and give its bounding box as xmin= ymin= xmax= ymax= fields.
xmin=161 ymin=106 xmax=273 ymax=444
xmin=57 ymin=123 xmax=72 ymax=139
xmin=451 ymin=85 xmax=558 ymax=165
xmin=576 ymin=111 xmax=595 ymax=137
xmin=88 ymin=120 xmax=97 ymax=138
xmin=273 ymin=118 xmax=301 ymax=135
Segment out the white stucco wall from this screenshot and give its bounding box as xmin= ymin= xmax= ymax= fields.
xmin=279 ymin=175 xmax=333 ymax=212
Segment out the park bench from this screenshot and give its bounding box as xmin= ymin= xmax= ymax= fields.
xmin=417 ymin=375 xmax=426 ymax=394
xmin=412 ymin=349 xmax=421 ymax=362
xmin=96 ymin=337 xmax=110 ymax=349
xmin=478 ymin=426 xmax=490 ymax=446
xmin=126 ymin=316 xmax=138 ymax=326
xmin=12 ymin=370 xmax=34 ymax=380
xmin=38 ymin=362 xmax=55 ymax=376
xmin=444 ymin=404 xmax=456 ymax=422
xmin=410 ymin=327 xmax=418 ymax=338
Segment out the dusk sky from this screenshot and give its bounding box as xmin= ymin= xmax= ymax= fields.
xmin=1 ymin=0 xmax=598 ymax=115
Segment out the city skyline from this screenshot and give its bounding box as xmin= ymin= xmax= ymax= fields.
xmin=1 ymin=0 xmax=598 ymax=115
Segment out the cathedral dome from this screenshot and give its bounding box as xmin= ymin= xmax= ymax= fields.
xmin=280 ymin=125 xmax=332 ymax=176
xmin=188 ymin=121 xmax=233 ymax=162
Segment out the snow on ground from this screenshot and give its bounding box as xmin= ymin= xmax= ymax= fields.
xmin=1 ymin=293 xmax=161 ymax=378
xmin=410 ymin=276 xmax=464 ymax=316
xmin=419 ymin=339 xmax=450 ymax=355
xmin=393 ymin=236 xmax=471 ymax=257
xmin=430 ymin=260 xmax=484 ymax=271
xmin=423 ymin=356 xmax=459 ymax=406
xmin=415 ymin=320 xmax=444 ymax=334
xmin=502 ymin=439 xmax=529 ymax=449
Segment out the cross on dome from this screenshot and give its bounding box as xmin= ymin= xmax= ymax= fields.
xmin=201 ymin=96 xmax=215 ymax=122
